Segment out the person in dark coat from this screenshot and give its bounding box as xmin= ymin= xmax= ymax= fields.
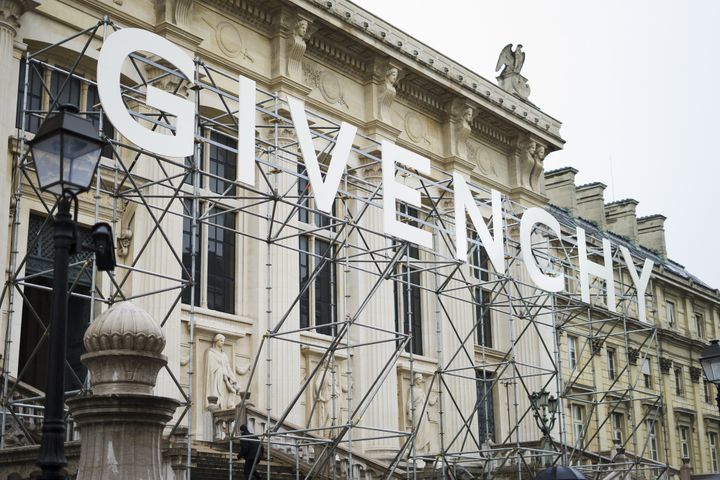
xmin=238 ymin=424 xmax=264 ymax=479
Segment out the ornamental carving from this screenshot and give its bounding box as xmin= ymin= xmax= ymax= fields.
xmin=202 ymin=18 xmax=254 ymax=62
xmin=627 ymin=347 xmax=639 ymax=365
xmin=116 ymin=228 xmax=133 ymax=258
xmin=288 ymin=16 xmax=313 ymax=81
xmin=660 ymin=357 xmax=672 ymax=374
xmin=495 ymin=44 xmax=531 ymax=100
xmin=591 ymin=338 xmax=604 ymax=355
xmin=0 ymin=0 xmax=40 ymax=31
xmin=690 ymin=367 xmax=702 ymax=383
xmin=304 ymin=63 xmax=349 ymax=109
xmin=468 ymin=143 xmax=496 ymax=176
xmin=404 ymin=112 xmax=430 ymax=145
xmin=530 ymin=143 xmax=547 ymax=190
xmin=516 ymin=136 xmax=536 ymax=188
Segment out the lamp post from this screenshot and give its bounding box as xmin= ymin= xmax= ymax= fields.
xmin=699 ymin=339 xmax=720 ymax=416
xmin=530 ymin=389 xmax=559 ymax=467
xmin=28 ymin=104 xmax=112 ymax=479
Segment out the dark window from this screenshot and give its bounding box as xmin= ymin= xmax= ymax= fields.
xmin=471 ymin=240 xmax=492 ymax=348
xmin=181 ymin=200 xmax=201 ymax=306
xmin=16 ymin=59 xmax=43 ymax=133
xmin=49 ymin=69 xmax=81 ymax=110
xmin=476 ymin=370 xmax=495 ymax=442
xmin=394 ymin=205 xmax=423 ymax=355
xmin=299 ymin=235 xmax=336 ymax=336
xmin=208 ymin=130 xmax=237 ymax=196
xmin=206 ymin=208 xmax=236 ymax=313
xmin=86 ymin=84 xmax=115 ymax=158
xmin=19 ymin=214 xmax=92 ymax=391
xmin=395 ymin=265 xmax=423 ymax=355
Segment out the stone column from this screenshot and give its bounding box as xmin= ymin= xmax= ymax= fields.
xmin=0 ymin=0 xmax=40 ymax=370
xmin=67 ymin=302 xmax=180 ymax=480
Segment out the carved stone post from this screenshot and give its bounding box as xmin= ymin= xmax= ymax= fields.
xmin=66 ymin=302 xmax=180 ymax=480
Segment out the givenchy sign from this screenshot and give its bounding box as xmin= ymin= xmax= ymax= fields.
xmin=97 ymin=28 xmax=654 ymax=320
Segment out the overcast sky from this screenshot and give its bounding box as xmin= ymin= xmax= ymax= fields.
xmin=354 ymin=0 xmax=720 ymax=290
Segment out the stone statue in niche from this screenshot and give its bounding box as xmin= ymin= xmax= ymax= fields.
xmin=313 ymin=360 xmax=334 ymax=433
xmin=406 ymin=373 xmax=438 ymax=453
xmin=288 ymin=18 xmax=310 ymax=81
xmin=204 ymin=333 xmax=241 ymax=410
xmin=378 ymin=66 xmax=399 ymax=123
xmin=495 ymin=44 xmax=531 ymax=100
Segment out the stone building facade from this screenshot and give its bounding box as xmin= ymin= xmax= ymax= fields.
xmin=0 ymin=0 xmax=716 ymax=479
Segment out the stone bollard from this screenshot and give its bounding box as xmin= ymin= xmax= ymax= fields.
xmin=67 ymin=302 xmax=180 ymax=480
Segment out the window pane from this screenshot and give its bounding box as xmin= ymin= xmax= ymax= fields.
xmin=314 ymin=239 xmax=336 ymax=336
xmin=50 ymin=69 xmax=81 ymax=110
xmin=209 ymin=130 xmax=237 ymax=196
xmin=397 ymin=266 xmax=423 ymax=355
xmin=181 ymin=200 xmax=201 ymax=306
xmin=299 ymin=235 xmax=310 ymax=329
xmin=476 ymin=370 xmax=495 ymax=442
xmin=16 ymin=59 xmax=43 ymax=133
xmin=207 ymin=208 xmax=236 ymax=313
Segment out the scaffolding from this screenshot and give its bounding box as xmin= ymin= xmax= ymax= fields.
xmin=0 ymin=19 xmax=671 ymax=480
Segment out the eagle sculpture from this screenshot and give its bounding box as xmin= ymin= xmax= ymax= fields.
xmin=495 ymin=44 xmax=525 ymax=76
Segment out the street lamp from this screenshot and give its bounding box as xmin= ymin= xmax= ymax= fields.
xmin=530 ymin=389 xmax=559 ymax=467
xmin=28 ymin=104 xmax=114 ymax=480
xmin=700 ymin=340 xmax=720 ymax=415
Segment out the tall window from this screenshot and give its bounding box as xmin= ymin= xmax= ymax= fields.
xmin=647 ymin=420 xmax=658 ymax=460
xmin=471 ymin=240 xmax=492 ymax=348
xmin=675 ymin=367 xmax=683 ymax=396
xmin=666 ymin=300 xmax=676 ymax=328
xmin=297 ymin=162 xmax=337 ymax=336
xmin=206 ymin=208 xmax=236 ymax=312
xmin=476 ymin=370 xmax=495 ymax=442
xmin=16 ymin=58 xmax=43 ymax=133
xmin=642 ymin=358 xmax=652 ymax=388
xmin=299 ymin=235 xmax=336 ymax=336
xmin=16 ymin=62 xmax=114 ymax=149
xmin=19 ymin=215 xmax=93 ymax=391
xmin=394 ymin=206 xmax=423 ymax=355
xmin=680 ymin=426 xmax=690 ymax=459
xmin=572 ymin=404 xmax=585 ymax=446
xmin=568 ymin=336 xmax=578 ymax=370
xmin=607 ymin=348 xmax=617 ymax=380
xmin=611 ymin=412 xmax=624 ymax=444
xmin=208 ymin=130 xmax=238 ymax=196
xmin=695 ymin=313 xmax=705 ymax=339
xmin=181 ymin=200 xmax=201 ymax=306
xmin=710 ymin=432 xmax=719 ymax=472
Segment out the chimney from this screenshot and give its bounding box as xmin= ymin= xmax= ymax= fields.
xmin=637 ymin=214 xmax=667 ymax=256
xmin=604 ymin=199 xmax=639 ymax=243
xmin=576 ymin=182 xmax=607 ymax=229
xmin=544 ymin=167 xmax=578 ymax=215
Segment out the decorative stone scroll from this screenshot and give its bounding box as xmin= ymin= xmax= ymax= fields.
xmin=690 ymin=367 xmax=702 ymax=384
xmin=288 ymin=15 xmax=313 ymax=81
xmin=627 ymin=347 xmax=640 ymax=365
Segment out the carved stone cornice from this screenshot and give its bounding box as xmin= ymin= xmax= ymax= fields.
xmin=306 ymin=35 xmax=368 ymax=78
xmin=0 ymin=0 xmax=40 ymax=33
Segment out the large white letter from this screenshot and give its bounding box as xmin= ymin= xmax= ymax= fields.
xmin=453 ymin=172 xmax=505 ymax=275
xmin=382 ymin=140 xmax=432 ymax=248
xmin=520 ymin=208 xmax=564 ymax=292
xmin=287 ymin=96 xmax=357 ymax=213
xmin=97 ymin=28 xmax=195 ymax=158
xmin=620 ymin=246 xmax=653 ymax=322
xmin=577 ymin=227 xmax=616 ymax=312
xmin=237 ymin=76 xmax=256 ymax=186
